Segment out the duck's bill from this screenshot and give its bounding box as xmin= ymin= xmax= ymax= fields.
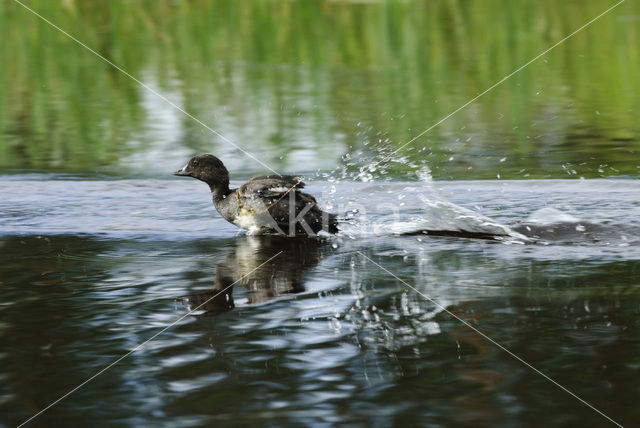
xmin=173 ymin=166 xmax=192 ymax=176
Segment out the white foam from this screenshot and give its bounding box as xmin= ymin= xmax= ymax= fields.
xmin=525 ymin=207 xmax=580 ymax=225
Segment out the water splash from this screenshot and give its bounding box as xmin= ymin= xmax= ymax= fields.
xmin=322 ymin=181 xmax=522 ymax=241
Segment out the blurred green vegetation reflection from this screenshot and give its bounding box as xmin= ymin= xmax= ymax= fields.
xmin=0 ymin=0 xmax=638 ymax=178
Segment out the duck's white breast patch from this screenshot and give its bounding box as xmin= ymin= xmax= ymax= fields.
xmin=233 ymin=213 xmax=263 ymax=233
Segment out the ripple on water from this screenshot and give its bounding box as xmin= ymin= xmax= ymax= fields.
xmin=2 ymin=177 xmax=640 ymax=426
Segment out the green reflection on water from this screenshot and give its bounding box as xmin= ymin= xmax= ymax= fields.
xmin=1 ymin=0 xmax=638 ymax=178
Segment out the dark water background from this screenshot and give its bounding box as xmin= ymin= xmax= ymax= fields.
xmin=2 ymin=1 xmax=640 ymax=427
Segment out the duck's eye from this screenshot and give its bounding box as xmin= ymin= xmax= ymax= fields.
xmin=192 ymin=160 xmax=199 ymax=167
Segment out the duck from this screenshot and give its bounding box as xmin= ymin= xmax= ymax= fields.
xmin=174 ymin=154 xmax=339 ymax=236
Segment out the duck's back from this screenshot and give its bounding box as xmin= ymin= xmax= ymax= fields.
xmin=221 ymin=175 xmax=337 ymax=235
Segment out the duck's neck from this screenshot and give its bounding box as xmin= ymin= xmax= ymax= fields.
xmin=210 ymin=182 xmax=232 ymax=202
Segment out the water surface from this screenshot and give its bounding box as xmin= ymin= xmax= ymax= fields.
xmin=2 ymin=177 xmax=640 ymax=427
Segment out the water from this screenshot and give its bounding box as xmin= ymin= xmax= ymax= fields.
xmin=3 ymin=0 xmax=640 ymax=426
xmin=2 ymin=177 xmax=640 ymax=427
xmin=2 ymin=1 xmax=639 ymax=178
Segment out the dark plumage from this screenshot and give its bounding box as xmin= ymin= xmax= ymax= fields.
xmin=174 ymin=154 xmax=338 ymax=236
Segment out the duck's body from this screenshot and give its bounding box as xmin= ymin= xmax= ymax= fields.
xmin=175 ymin=155 xmax=338 ymax=236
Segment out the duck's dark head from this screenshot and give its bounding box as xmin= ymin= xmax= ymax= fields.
xmin=174 ymin=154 xmax=230 ymax=192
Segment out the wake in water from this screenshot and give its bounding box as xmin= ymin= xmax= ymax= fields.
xmin=313 ymin=149 xmax=640 ymax=245
xmin=332 ymin=194 xmax=640 ymax=245
xmin=314 ymin=148 xmax=529 ymax=241
xmin=322 ymin=180 xmax=639 ymax=245
xmin=321 ymin=179 xmax=526 ymax=242
xmin=511 ymin=207 xmax=640 ymax=245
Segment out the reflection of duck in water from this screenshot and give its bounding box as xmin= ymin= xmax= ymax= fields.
xmin=178 ymin=236 xmax=325 ymax=316
xmin=174 ymin=154 xmax=338 ymax=236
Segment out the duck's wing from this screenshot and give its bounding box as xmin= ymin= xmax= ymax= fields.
xmin=237 ymin=175 xmax=337 ymax=235
xmin=239 ymin=175 xmax=306 ymax=198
